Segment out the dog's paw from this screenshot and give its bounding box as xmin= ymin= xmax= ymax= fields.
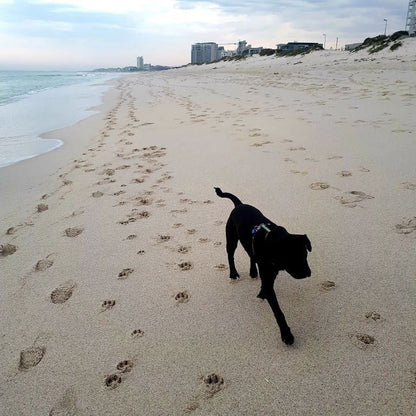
xmin=281 ymin=329 xmax=294 ymax=345
xmin=256 ymin=289 xmax=267 ymax=299
xmin=230 ymin=270 xmax=240 ymax=280
xmin=250 ymin=270 xmax=258 ymax=278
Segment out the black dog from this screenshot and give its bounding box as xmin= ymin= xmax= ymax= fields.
xmin=215 ymin=187 xmax=312 ymax=345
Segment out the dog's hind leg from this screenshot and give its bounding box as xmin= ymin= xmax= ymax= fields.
xmin=226 ymin=220 xmax=240 ymax=279
xmin=240 ymin=240 xmax=258 ymax=278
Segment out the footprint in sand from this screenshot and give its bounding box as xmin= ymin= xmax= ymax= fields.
xmin=401 ymin=182 xmax=416 ymax=191
xmin=186 ymin=373 xmax=225 ymax=412
xmin=203 ymin=373 xmax=224 ymax=395
xmin=51 ymin=281 xmax=76 ymax=304
xmin=92 ymin=191 xmax=104 ymax=198
xmin=0 ymin=243 xmax=17 ymax=257
xmin=187 ymin=229 xmax=197 ymax=235
xmin=310 ymin=182 xmax=330 ymax=190
xmin=178 ymin=261 xmax=193 ymax=271
xmin=320 ymin=281 xmax=335 ymax=291
xmin=395 ymin=217 xmax=416 ymax=234
xmin=101 ymin=300 xmax=116 ymax=312
xmin=337 ymin=191 xmax=374 ymax=207
xmin=214 ymin=264 xmax=228 ymax=271
xmin=49 ymin=388 xmax=78 ymax=416
xmin=103 ymin=168 xmax=115 ymax=176
xmin=118 ymin=268 xmax=134 ymax=280
xmin=175 ymin=291 xmax=190 ymax=304
xmin=138 ymin=210 xmax=151 ymax=219
xmin=116 ymin=360 xmax=134 ymax=373
xmin=70 ymin=209 xmax=84 ymax=217
xmin=131 ymin=329 xmax=145 ymax=338
xmin=116 ymin=164 xmax=131 ymax=170
xmin=36 ymin=203 xmax=48 ymax=213
xmin=35 ymin=254 xmax=53 ymax=272
xmin=19 ymin=346 xmax=46 ymax=370
xmin=349 ymin=332 xmax=375 ymax=349
xmin=289 ymin=146 xmax=306 ymax=151
xmin=104 ymin=374 xmax=122 ymax=389
xmin=6 ymin=224 xmax=24 ymax=235
xmin=337 ymin=171 xmax=352 ymax=177
xmin=328 ymin=155 xmax=343 ymax=160
xmin=158 ymin=234 xmax=171 ymax=243
xmin=365 ymin=311 xmax=381 ymax=321
xmin=135 ymin=196 xmax=152 ymax=206
xmin=198 ymin=238 xmax=211 ymax=243
xmin=137 ymin=250 xmax=146 ymax=255
xmin=65 ymin=227 xmax=84 ymax=237
xmin=178 ymin=245 xmax=190 ymax=254
xmin=132 ymin=178 xmax=145 ymax=184
xmin=113 ymin=190 xmax=125 ymax=196
xmin=172 ymin=223 xmax=183 ymax=228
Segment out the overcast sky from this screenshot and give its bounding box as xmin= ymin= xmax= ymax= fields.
xmin=0 ymin=0 xmax=409 ymax=70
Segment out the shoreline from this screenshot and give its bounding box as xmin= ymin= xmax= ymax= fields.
xmin=0 ymin=75 xmax=126 ymax=218
xmin=1 ymin=42 xmax=415 ymax=415
xmin=0 ymin=72 xmax=123 ymax=169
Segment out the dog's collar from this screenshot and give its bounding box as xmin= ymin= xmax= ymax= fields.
xmin=251 ymin=223 xmax=271 ymax=259
xmin=252 ymin=223 xmax=271 ymax=235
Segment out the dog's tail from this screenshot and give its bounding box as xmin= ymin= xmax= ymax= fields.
xmin=214 ymin=187 xmax=243 ymax=207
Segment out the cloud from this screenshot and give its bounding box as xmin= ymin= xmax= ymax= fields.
xmin=31 ymin=0 xmax=170 ymax=14
xmin=0 ymin=0 xmax=409 ymax=69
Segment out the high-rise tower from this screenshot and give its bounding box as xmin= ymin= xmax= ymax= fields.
xmin=406 ymin=0 xmax=416 ymax=35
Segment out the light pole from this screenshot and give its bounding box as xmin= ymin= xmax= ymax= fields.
xmin=384 ymin=18 xmax=388 ymax=36
xmin=323 ymin=33 xmax=326 ymax=49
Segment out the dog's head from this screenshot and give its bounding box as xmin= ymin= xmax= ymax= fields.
xmin=268 ymin=233 xmax=312 ymax=279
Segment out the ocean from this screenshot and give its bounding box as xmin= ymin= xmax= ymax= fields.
xmin=0 ymin=70 xmax=121 ymax=168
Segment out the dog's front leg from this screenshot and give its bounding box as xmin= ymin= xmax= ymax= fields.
xmin=258 ymin=265 xmax=294 ymax=345
xmin=266 ymin=289 xmax=294 ymax=345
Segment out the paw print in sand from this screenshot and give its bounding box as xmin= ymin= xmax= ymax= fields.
xmin=101 ymin=300 xmax=116 ymax=311
xmin=175 ymin=291 xmax=189 ymax=304
xmin=131 ymin=329 xmax=144 ymax=338
xmin=116 ymin=360 xmax=134 ymax=373
xmin=104 ymin=374 xmax=122 ymax=389
xmin=203 ymin=373 xmax=224 ymax=394
xmin=118 ymin=268 xmax=134 ymax=279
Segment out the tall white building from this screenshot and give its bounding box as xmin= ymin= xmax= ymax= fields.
xmin=406 ymin=1 xmax=416 ymax=35
xmin=137 ymin=56 xmax=144 ymax=70
xmin=191 ymin=43 xmax=220 ymax=64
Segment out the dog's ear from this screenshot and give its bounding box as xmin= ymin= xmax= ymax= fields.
xmin=303 ymin=235 xmax=312 ymax=252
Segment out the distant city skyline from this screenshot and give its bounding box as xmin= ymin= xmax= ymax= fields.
xmin=0 ymin=0 xmax=409 ymax=70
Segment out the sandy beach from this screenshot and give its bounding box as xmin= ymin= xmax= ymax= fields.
xmin=1 ymin=39 xmax=415 ymax=415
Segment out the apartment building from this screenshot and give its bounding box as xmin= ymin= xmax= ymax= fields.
xmin=191 ymin=42 xmax=220 ymax=64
